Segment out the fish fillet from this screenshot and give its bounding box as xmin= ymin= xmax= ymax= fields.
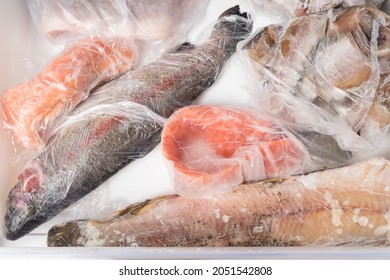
xmin=2 ymin=37 xmax=135 ymax=151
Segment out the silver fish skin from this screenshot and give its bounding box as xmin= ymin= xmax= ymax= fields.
xmin=48 ymin=158 xmax=390 ymax=247
xmin=4 ymin=5 xmax=253 ymax=241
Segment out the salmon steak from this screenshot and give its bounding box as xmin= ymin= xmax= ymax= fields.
xmin=2 ymin=37 xmax=136 ymax=151
xmin=3 ymin=6 xmax=253 ymax=240
xmin=48 ymin=158 xmax=390 ymax=247
xmin=161 ymin=105 xmax=306 ymax=198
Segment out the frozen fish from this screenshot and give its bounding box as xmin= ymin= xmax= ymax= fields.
xmin=2 ymin=37 xmax=136 ymax=151
xmin=161 ymin=105 xmax=306 ymax=198
xmin=48 ymin=158 xmax=390 ymax=247
xmin=4 ymin=6 xmax=253 ymax=240
xmin=250 ymin=0 xmax=385 ymax=18
xmin=242 ymin=5 xmax=390 ymax=152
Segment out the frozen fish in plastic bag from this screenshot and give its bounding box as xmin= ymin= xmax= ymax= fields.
xmin=3 ymin=5 xmax=253 ymax=241
xmin=240 ymin=5 xmax=390 ymax=155
xmin=161 ymin=105 xmax=351 ymax=198
xmin=47 ymin=158 xmax=390 ymax=247
xmin=249 ymin=0 xmax=385 ymax=19
xmin=1 ymin=36 xmax=137 ymax=154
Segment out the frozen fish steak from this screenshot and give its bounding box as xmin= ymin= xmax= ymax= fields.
xmin=48 ymin=158 xmax=390 ymax=247
xmin=4 ymin=5 xmax=253 ymax=240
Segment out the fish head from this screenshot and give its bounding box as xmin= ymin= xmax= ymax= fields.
xmin=4 ymin=164 xmax=46 ymax=240
xmin=210 ymin=5 xmax=253 ymax=55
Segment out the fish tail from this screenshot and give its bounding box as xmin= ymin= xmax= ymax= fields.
xmin=211 ymin=5 xmax=253 ymax=54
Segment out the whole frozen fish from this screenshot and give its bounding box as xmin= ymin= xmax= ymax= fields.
xmin=4 ymin=6 xmax=253 ymax=240
xmin=48 ymin=158 xmax=390 ymax=247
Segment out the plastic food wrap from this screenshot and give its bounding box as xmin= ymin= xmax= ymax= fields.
xmin=161 ymin=105 xmax=353 ymax=198
xmin=162 ymin=105 xmax=307 ymax=198
xmin=1 ymin=37 xmax=136 ymax=153
xmin=250 ymin=0 xmax=385 ymax=19
xmin=240 ymin=5 xmax=390 ymax=156
xmin=3 ymin=6 xmax=253 ymax=241
xmin=46 ymin=158 xmax=390 ymax=247
xmin=27 ymin=0 xmax=209 ymax=53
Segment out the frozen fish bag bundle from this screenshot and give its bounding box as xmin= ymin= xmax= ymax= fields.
xmin=240 ymin=5 xmax=390 ymax=156
xmin=249 ymin=0 xmax=385 ymax=19
xmin=3 ymin=6 xmax=253 ymax=241
xmin=2 ymin=0 xmax=210 ymax=158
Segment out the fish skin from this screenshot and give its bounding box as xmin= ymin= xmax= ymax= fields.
xmin=4 ymin=5 xmax=253 ymax=241
xmin=47 ymin=158 xmax=390 ymax=247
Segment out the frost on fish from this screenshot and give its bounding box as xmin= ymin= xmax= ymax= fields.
xmin=161 ymin=105 xmax=307 ymax=198
xmin=250 ymin=0 xmax=385 ymax=19
xmin=48 ymin=158 xmax=390 ymax=247
xmin=4 ymin=6 xmax=253 ymax=241
xmin=241 ymin=5 xmax=390 ymax=157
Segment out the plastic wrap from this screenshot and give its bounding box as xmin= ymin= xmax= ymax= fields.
xmin=3 ymin=0 xmax=211 ymax=157
xmin=1 ymin=37 xmax=137 ymax=154
xmin=161 ymin=105 xmax=307 ymax=198
xmin=240 ymin=5 xmax=390 ymax=158
xmin=3 ymin=6 xmax=253 ymax=241
xmin=27 ymin=0 xmax=210 ymax=62
xmin=46 ymin=158 xmax=390 ymax=247
xmin=250 ymin=0 xmax=385 ymax=19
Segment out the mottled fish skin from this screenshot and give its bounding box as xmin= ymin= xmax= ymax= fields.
xmin=48 ymin=158 xmax=390 ymax=247
xmin=4 ymin=5 xmax=253 ymax=240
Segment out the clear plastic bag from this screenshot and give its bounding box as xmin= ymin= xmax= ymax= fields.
xmin=239 ymin=5 xmax=390 ymax=157
xmin=2 ymin=0 xmax=210 ymax=157
xmin=46 ymin=158 xmax=390 ymax=247
xmin=161 ymin=105 xmax=352 ymax=198
xmin=161 ymin=105 xmax=308 ymax=198
xmin=1 ymin=37 xmax=137 ymax=154
xmin=27 ymin=0 xmax=209 ymax=58
xmin=250 ymin=0 xmax=385 ymax=20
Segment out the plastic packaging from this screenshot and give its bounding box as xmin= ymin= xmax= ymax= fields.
xmin=161 ymin=105 xmax=307 ymax=198
xmin=27 ymin=0 xmax=210 ymax=63
xmin=3 ymin=6 xmax=253 ymax=241
xmin=250 ymin=0 xmax=385 ymax=19
xmin=1 ymin=37 xmax=136 ymax=153
xmin=2 ymin=0 xmax=211 ymax=158
xmin=47 ymin=157 xmax=390 ymax=247
xmin=240 ymin=5 xmax=390 ymax=157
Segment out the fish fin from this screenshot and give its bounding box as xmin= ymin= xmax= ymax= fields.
xmin=175 ymin=42 xmax=195 ymax=52
xmin=219 ymin=5 xmax=248 ymax=20
xmin=113 ymin=194 xmax=178 ymax=218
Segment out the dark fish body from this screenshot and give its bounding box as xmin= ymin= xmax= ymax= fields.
xmin=4 ymin=6 xmax=253 ymax=240
xmin=48 ymin=158 xmax=390 ymax=247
